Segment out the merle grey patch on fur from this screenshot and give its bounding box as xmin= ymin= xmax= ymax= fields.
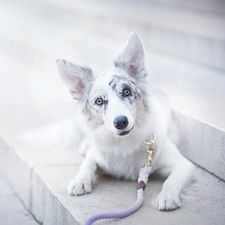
xmin=143 ymin=100 xmax=149 ymax=113
xmin=88 ymin=95 xmax=109 ymax=116
xmin=103 ymin=100 xmax=109 ymax=114
xmin=89 ymin=104 xmax=101 ymax=114
xmin=121 ymin=84 xmax=132 ymax=96
xmin=108 ymin=79 xmax=114 ymax=86
xmin=109 ymin=75 xmax=127 ymax=90
xmin=69 ymin=62 xmax=76 ymax=68
xmin=127 ymin=96 xmax=133 ymax=105
xmin=108 ymin=75 xmax=141 ymax=106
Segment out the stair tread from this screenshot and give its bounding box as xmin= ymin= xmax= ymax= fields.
xmin=32 ymin=160 xmax=225 ymax=225
xmin=1 ymin=136 xmax=224 ymax=225
xmin=148 ymin=52 xmax=225 ymax=131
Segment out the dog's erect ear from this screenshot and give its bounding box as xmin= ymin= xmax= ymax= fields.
xmin=56 ymin=59 xmax=94 ymax=101
xmin=114 ymin=32 xmax=146 ymax=79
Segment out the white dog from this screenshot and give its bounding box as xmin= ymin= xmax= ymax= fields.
xmin=56 ymin=32 xmax=194 ymax=211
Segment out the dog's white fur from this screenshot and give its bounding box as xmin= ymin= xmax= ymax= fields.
xmin=56 ymin=32 xmax=194 ymax=210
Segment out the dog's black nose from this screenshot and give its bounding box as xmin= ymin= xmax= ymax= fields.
xmin=113 ymin=116 xmax=129 ymax=130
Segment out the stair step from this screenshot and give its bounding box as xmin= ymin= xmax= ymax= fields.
xmin=0 ymin=136 xmax=225 ymax=225
xmin=32 ymin=165 xmax=225 ymax=225
xmin=1 ymin=0 xmax=225 ymax=71
xmin=148 ymin=52 xmax=225 ymax=181
xmin=0 ymin=173 xmax=39 ymax=225
xmin=151 ymin=0 xmax=225 ymax=14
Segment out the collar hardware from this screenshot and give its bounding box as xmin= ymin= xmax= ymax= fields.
xmin=144 ymin=132 xmax=157 ymax=168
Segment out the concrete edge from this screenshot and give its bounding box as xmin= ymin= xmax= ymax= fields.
xmin=174 ymin=111 xmax=225 ymax=181
xmin=0 ymin=137 xmax=31 ymax=208
xmin=30 ymin=167 xmax=78 ymax=225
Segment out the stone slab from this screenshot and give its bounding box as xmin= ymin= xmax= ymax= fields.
xmin=0 ymin=173 xmax=39 ymax=225
xmin=0 ymin=137 xmax=31 ymax=208
xmin=175 ymin=112 xmax=225 ymax=181
xmin=0 ymin=173 xmax=14 ymax=196
xmin=154 ymin=0 xmax=225 ymax=14
xmin=0 ymin=0 xmax=225 ymax=75
xmin=31 ymin=165 xmax=225 ymax=225
xmin=0 ymin=135 xmax=84 ymax=208
xmin=148 ymin=52 xmax=225 ymax=131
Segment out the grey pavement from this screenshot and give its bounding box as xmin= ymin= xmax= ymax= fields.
xmin=0 ymin=173 xmax=39 ymax=225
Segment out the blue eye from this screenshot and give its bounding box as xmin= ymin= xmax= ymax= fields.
xmin=122 ymin=88 xmax=131 ymax=97
xmin=95 ymin=98 xmax=103 ymax=105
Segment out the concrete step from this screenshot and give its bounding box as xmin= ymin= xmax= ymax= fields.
xmin=0 ymin=173 xmax=39 ymax=225
xmin=0 ymin=135 xmax=225 ymax=225
xmin=151 ymin=0 xmax=225 ymax=14
xmin=148 ymin=52 xmax=225 ymax=181
xmin=1 ymin=0 xmax=225 ymax=71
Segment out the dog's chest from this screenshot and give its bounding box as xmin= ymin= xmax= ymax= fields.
xmin=94 ymin=146 xmax=148 ymax=181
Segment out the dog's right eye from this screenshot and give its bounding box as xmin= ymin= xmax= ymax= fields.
xmin=95 ymin=98 xmax=103 ymax=106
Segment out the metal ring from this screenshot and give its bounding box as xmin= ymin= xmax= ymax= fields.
xmin=144 ymin=132 xmax=156 ymax=145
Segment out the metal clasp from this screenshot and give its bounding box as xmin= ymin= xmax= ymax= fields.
xmin=144 ymin=133 xmax=157 ymax=168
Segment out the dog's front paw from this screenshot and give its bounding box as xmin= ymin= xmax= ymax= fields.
xmin=67 ymin=174 xmax=93 ymax=196
xmin=153 ymin=190 xmax=181 ymax=211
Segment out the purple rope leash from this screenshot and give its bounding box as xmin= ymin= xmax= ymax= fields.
xmin=84 ymin=134 xmax=157 ymax=225
xmin=84 ymin=188 xmax=144 ymax=225
xmin=84 ymin=167 xmax=152 ymax=225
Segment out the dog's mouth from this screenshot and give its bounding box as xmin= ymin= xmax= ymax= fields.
xmin=119 ymin=129 xmax=132 ymax=136
xmin=110 ymin=126 xmax=134 ymax=137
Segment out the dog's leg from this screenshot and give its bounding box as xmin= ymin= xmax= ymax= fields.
xmin=78 ymin=138 xmax=90 ymax=155
xmin=67 ymin=152 xmax=97 ymax=196
xmin=154 ymin=138 xmax=194 ymax=210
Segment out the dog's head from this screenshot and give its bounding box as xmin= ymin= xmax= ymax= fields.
xmin=56 ymin=32 xmax=149 ymax=136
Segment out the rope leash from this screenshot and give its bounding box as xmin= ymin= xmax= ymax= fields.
xmin=84 ymin=133 xmax=157 ymax=225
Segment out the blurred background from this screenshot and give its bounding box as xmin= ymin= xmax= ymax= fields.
xmin=0 ymin=0 xmax=225 ymax=141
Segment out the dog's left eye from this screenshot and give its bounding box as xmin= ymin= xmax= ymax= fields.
xmin=95 ymin=97 xmax=103 ymax=105
xmin=122 ymin=88 xmax=131 ymax=97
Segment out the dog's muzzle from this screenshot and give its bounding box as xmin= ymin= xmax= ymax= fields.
xmin=113 ymin=115 xmax=133 ymax=136
xmin=113 ymin=116 xmax=129 ymax=130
